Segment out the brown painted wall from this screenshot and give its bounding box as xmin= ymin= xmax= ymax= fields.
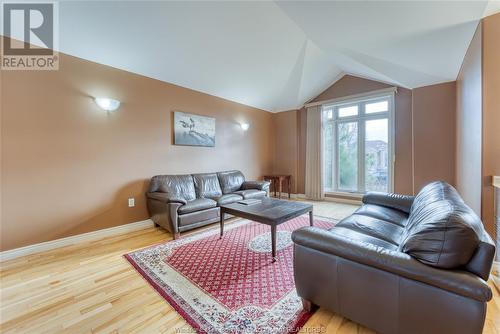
xmin=312 ymin=75 xmax=395 ymax=102
xmin=412 ymin=82 xmax=456 ymax=192
xmin=456 ymin=23 xmax=482 ymax=215
xmin=296 ymin=75 xmax=414 ymax=195
xmin=482 ymin=13 xmax=500 ymax=238
xmin=272 ymin=110 xmax=299 ymax=193
xmin=1 ymin=49 xmax=273 ymax=251
xmin=3 ymin=16 xmax=494 ymax=251
xmin=284 ymin=75 xmax=457 ymax=196
xmin=393 ymin=88 xmax=414 ymax=195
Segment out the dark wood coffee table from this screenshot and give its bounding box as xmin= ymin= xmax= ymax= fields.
xmin=219 ymin=198 xmax=313 ymax=262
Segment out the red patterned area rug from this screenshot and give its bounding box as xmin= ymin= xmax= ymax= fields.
xmin=125 ymin=216 xmax=336 ymax=334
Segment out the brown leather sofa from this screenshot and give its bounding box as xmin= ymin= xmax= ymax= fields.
xmin=292 ymin=181 xmax=495 ymax=334
xmin=146 ymin=170 xmax=269 ymax=238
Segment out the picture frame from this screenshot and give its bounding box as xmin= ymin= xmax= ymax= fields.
xmin=173 ymin=111 xmax=216 ymax=147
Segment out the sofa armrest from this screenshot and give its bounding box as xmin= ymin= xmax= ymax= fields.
xmin=146 ymin=195 xmax=182 ymax=234
xmin=146 ymin=192 xmax=187 ymax=205
xmin=241 ymin=180 xmax=270 ymax=191
xmin=292 ymin=227 xmax=492 ymax=302
xmin=362 ymin=192 xmax=415 ymax=213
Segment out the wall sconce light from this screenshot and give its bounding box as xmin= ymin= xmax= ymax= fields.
xmin=240 ymin=123 xmax=250 ymax=131
xmin=94 ymin=97 xmax=121 ymax=112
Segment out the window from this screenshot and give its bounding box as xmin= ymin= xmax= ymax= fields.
xmin=338 ymin=105 xmax=358 ymax=117
xmin=323 ymin=94 xmax=394 ymax=194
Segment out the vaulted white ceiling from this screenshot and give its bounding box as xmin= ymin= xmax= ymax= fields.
xmin=10 ymin=1 xmax=500 ymax=111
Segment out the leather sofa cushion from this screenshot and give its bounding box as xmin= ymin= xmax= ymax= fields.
xmin=148 ymin=174 xmax=196 ymax=201
xmin=362 ymin=192 xmax=415 ymax=214
xmin=400 ymin=182 xmax=481 ymax=269
xmin=193 ymin=173 xmax=222 ymax=198
xmin=233 ymin=189 xmax=267 ymax=199
xmin=178 ymin=207 xmax=219 ymax=227
xmin=407 ymin=181 xmax=463 ymax=227
xmin=178 ymin=198 xmax=217 ymax=215
xmin=216 ymin=194 xmax=243 ymax=205
xmin=354 ymin=204 xmax=408 ymax=227
xmin=217 ymin=170 xmax=245 ymax=194
xmin=329 ymin=227 xmax=399 ymax=251
xmin=336 ymin=214 xmax=405 ymax=246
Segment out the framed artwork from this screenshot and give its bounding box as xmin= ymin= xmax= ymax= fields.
xmin=173 ymin=111 xmax=216 ymax=147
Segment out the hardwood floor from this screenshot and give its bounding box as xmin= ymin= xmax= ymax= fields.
xmin=1 ymin=224 xmax=499 ymax=334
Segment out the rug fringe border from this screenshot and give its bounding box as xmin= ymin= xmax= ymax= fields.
xmin=124 ymin=253 xmax=207 ymax=333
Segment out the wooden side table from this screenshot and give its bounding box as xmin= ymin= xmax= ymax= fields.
xmin=263 ymin=175 xmax=291 ymax=199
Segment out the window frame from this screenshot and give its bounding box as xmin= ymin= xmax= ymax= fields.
xmin=323 ymin=92 xmax=395 ymax=195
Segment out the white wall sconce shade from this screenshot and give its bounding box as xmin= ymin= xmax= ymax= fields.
xmin=94 ymin=97 xmax=120 ymax=111
xmin=240 ymin=123 xmax=250 ymax=131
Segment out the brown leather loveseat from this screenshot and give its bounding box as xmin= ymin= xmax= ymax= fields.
xmin=146 ymin=170 xmax=269 ymax=238
xmin=292 ymin=181 xmax=495 ymax=334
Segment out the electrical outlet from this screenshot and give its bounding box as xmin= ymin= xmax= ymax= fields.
xmin=128 ymin=198 xmax=135 ymax=207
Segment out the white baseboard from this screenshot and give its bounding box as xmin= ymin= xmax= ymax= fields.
xmin=0 ymin=219 xmax=154 ymax=262
xmin=493 ymin=260 xmax=500 ymax=271
xmin=281 ymin=193 xmax=361 ymax=205
xmin=492 ymin=260 xmax=499 ymax=275
xmin=269 ymin=193 xmax=304 ymax=200
xmin=323 ymin=196 xmax=362 ymax=205
xmin=492 ymin=261 xmax=500 ymax=290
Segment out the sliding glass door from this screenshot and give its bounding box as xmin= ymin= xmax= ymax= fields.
xmin=323 ymin=94 xmax=394 ymax=194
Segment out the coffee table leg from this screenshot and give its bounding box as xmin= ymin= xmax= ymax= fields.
xmin=219 ymin=210 xmax=224 ymax=239
xmin=271 ymin=225 xmax=277 ymax=262
xmin=309 ymin=210 xmax=314 ymax=226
